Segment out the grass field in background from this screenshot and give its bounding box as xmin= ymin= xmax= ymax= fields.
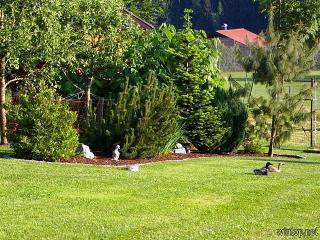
xmin=0 ymin=149 xmax=319 ymax=240
xmin=222 ymin=70 xmax=320 ymax=79
xmin=222 ymin=71 xmax=320 ymax=102
xmin=222 ymin=70 xmax=320 ymax=149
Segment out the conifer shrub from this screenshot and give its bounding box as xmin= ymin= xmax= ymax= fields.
xmin=183 ymin=106 xmax=227 ymax=153
xmin=162 ymin=10 xmax=228 ymax=153
xmin=87 ymin=73 xmax=181 ymax=159
xmin=213 ymin=87 xmax=248 ymax=152
xmin=8 ymin=81 xmax=79 ymax=162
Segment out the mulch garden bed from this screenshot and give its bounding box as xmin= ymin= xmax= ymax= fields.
xmin=62 ymin=152 xmax=269 ymax=166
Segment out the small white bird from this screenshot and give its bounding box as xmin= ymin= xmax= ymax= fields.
xmin=112 ymin=145 xmax=120 ymax=161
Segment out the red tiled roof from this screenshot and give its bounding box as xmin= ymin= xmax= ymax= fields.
xmin=216 ymin=28 xmax=266 ymax=47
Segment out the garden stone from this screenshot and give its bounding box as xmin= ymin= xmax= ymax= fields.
xmin=172 ymin=143 xmax=187 ymax=154
xmin=127 ymin=164 xmax=139 ymax=172
xmin=76 ymin=144 xmax=95 ymax=159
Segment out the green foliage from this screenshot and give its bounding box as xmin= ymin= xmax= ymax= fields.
xmin=163 ymin=10 xmax=226 ymax=152
xmin=0 ymin=0 xmax=70 ymax=144
xmin=86 ymin=73 xmax=181 ymax=159
xmin=165 ymin=10 xmax=224 ymax=91
xmin=61 ymin=0 xmax=139 ymax=76
xmin=0 ymin=0 xmax=66 ymax=74
xmin=111 ymin=25 xmax=173 ymax=90
xmin=242 ymin=110 xmax=264 ymax=154
xmin=59 ymin=0 xmax=142 ymax=119
xmin=8 ymin=81 xmax=79 ymax=162
xmin=124 ymin=0 xmax=168 ymax=25
xmin=242 ymin=136 xmax=263 ymax=154
xmin=213 ymin=84 xmax=248 ymax=152
xmin=249 ymin=88 xmax=311 ymax=148
xmin=240 ymin=20 xmax=315 ymax=155
xmin=257 ymin=0 xmax=320 ymax=46
xmin=185 ymin=106 xmax=227 ymax=152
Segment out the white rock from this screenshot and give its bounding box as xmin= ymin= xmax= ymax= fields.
xmin=76 ymin=144 xmax=95 ymax=159
xmin=172 ymin=143 xmax=187 ymax=154
xmin=175 ymin=143 xmax=183 ymax=149
xmin=173 ymin=148 xmax=187 ymax=154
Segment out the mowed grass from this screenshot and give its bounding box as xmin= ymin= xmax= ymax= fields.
xmin=223 ymin=73 xmax=320 ymax=103
xmin=222 ymin=70 xmax=320 ymax=103
xmin=0 ymin=151 xmax=319 ymax=239
xmin=222 ymin=70 xmax=320 ymax=79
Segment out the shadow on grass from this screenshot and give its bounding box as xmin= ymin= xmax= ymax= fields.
xmin=118 ymin=167 xmax=129 ymax=171
xmin=0 ymin=148 xmax=14 ymax=157
xmin=243 ymin=172 xmax=255 ymax=175
xmin=249 ymin=158 xmax=320 ymax=165
xmin=276 ymin=147 xmax=306 ymax=152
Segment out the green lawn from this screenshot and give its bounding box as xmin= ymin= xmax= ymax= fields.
xmin=222 ymin=71 xmax=320 ymax=102
xmin=0 ymin=150 xmax=319 ymax=239
xmin=222 ymin=70 xmax=320 ymax=79
xmin=222 ymin=72 xmax=320 ymax=102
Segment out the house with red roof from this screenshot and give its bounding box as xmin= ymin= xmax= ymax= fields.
xmin=216 ymin=28 xmax=266 ymax=47
xmin=213 ymin=27 xmax=266 ymax=70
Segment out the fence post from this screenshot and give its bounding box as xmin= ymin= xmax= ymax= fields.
xmin=310 ymin=78 xmax=317 ymax=148
xmin=96 ymin=97 xmax=104 ymax=133
xmin=288 ymin=86 xmax=291 ymax=97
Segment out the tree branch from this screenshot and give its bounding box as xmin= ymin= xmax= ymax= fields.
xmin=5 ymin=77 xmax=24 ymax=87
xmin=62 ymin=69 xmax=84 ymax=92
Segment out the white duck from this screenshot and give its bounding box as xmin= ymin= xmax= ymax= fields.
xmin=112 ymin=145 xmax=120 ymax=161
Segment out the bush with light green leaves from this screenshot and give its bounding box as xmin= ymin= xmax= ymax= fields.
xmin=8 ymin=81 xmax=79 ymax=162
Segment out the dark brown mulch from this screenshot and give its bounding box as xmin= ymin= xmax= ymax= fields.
xmin=62 ymin=153 xmax=216 ymax=166
xmin=62 ymin=152 xmax=270 ymax=166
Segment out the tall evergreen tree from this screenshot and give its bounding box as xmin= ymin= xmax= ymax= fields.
xmin=164 ymin=10 xmax=227 ymax=152
xmin=89 ymin=72 xmax=181 ymax=159
xmin=167 ymin=0 xmax=223 ymax=33
xmin=241 ymin=13 xmax=315 ymax=156
xmin=166 ymin=0 xmax=266 ymax=35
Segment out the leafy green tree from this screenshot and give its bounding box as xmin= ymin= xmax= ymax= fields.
xmin=257 ymin=0 xmax=320 ymax=46
xmin=241 ymin=17 xmax=315 ymax=156
xmin=164 ymin=10 xmax=227 ymax=152
xmin=60 ymin=0 xmax=142 ymax=121
xmin=124 ymin=0 xmax=168 ymax=26
xmin=8 ymin=81 xmax=78 ymax=162
xmin=0 ymin=0 xmax=68 ymax=144
xmin=111 ymin=24 xmax=184 ymax=95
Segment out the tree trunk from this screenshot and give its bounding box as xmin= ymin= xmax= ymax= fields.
xmin=0 ymin=56 xmax=8 ymax=145
xmin=96 ymin=97 xmax=104 ymax=134
xmin=268 ymin=115 xmax=276 ymax=157
xmin=84 ymin=77 xmax=94 ymax=122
